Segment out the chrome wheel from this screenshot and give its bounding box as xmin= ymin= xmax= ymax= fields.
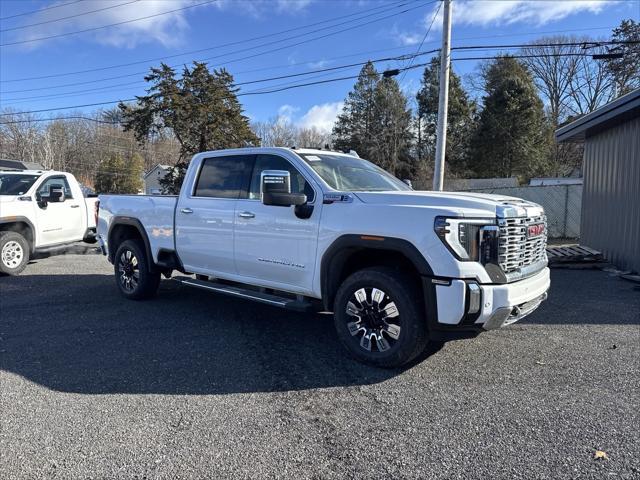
xmin=117 ymin=249 xmax=139 ymax=292
xmin=1 ymin=240 xmax=24 ymax=269
xmin=345 ymin=287 xmax=401 ymax=352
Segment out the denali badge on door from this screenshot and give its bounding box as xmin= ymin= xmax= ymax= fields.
xmin=527 ymin=223 xmax=545 ymax=238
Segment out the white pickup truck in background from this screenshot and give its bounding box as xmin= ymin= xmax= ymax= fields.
xmin=0 ymin=169 xmax=98 ymax=275
xmin=97 ymin=147 xmax=550 ymax=367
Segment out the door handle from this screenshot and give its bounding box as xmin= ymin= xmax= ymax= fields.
xmin=238 ymin=211 xmax=255 ymax=219
xmin=70 ymin=204 xmax=80 ymax=208
xmin=180 ymin=208 xmax=193 ymax=214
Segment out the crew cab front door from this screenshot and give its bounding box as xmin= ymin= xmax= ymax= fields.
xmin=35 ymin=175 xmax=84 ymax=245
xmin=175 ymin=154 xmax=254 ymax=276
xmin=234 ymin=154 xmax=321 ymax=294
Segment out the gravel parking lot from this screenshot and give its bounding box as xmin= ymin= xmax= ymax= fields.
xmin=1 ymin=253 xmax=638 ymax=479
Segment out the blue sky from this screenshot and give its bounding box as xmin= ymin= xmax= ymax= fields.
xmin=1 ymin=0 xmax=638 ymax=132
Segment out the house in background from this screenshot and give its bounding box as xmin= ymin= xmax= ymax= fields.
xmin=143 ymin=164 xmax=171 ymax=194
xmin=0 ymin=159 xmax=45 ymax=171
xmin=556 ymin=88 xmax=640 ymax=272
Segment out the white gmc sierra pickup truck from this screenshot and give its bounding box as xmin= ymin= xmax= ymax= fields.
xmin=0 ymin=170 xmax=98 ymax=275
xmin=97 ymin=148 xmax=550 ymax=367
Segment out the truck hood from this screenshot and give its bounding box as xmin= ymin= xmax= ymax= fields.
xmin=353 ymin=190 xmax=543 ymax=217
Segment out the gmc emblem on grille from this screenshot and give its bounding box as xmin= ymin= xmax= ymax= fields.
xmin=527 ymin=223 xmax=545 ymax=238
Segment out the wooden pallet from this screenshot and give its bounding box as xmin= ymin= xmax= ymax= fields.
xmin=546 ymin=244 xmax=604 ymax=264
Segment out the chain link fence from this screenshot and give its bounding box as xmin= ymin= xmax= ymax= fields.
xmin=462 ymin=184 xmax=583 ymax=240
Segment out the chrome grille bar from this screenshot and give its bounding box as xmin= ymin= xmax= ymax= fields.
xmin=497 ymin=215 xmax=548 ymax=277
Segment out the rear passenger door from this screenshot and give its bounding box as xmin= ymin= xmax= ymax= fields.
xmin=175 ymin=154 xmax=254 ymax=276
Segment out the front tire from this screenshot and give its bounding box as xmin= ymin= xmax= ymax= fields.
xmin=333 ymin=267 xmax=428 ymax=368
xmin=0 ymin=231 xmax=30 ymax=276
xmin=114 ymin=239 xmax=160 ymax=300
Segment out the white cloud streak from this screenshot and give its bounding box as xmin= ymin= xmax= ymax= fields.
xmin=298 ymin=101 xmax=343 ymax=133
xmin=395 ymin=0 xmax=613 ymax=45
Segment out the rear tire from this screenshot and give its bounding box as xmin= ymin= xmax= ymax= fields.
xmin=0 ymin=231 xmax=30 ymax=276
xmin=113 ymin=239 xmax=160 ymax=300
xmin=333 ymin=267 xmax=428 ymax=368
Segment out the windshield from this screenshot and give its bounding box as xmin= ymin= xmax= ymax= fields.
xmin=0 ymin=174 xmax=40 ymax=195
xmin=298 ymin=153 xmax=410 ymax=192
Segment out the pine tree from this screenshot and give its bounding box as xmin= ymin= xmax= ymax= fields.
xmin=332 ymin=61 xmax=380 ymax=158
xmin=369 ymin=76 xmax=413 ymax=178
xmin=416 ymin=57 xmax=476 ymax=175
xmin=121 ymin=152 xmax=144 ymax=193
xmin=94 ymin=152 xmax=126 ymax=194
xmin=469 ymin=56 xmax=551 ymax=179
xmin=120 ymin=62 xmax=259 ymax=193
xmin=606 ymin=19 xmax=640 ymax=95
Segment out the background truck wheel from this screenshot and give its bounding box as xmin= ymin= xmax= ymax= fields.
xmin=333 ymin=267 xmax=428 ymax=368
xmin=114 ymin=239 xmax=160 ymax=300
xmin=0 ymin=231 xmax=30 ymax=276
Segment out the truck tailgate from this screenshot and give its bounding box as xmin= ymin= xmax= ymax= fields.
xmin=97 ymin=195 xmax=178 ymax=262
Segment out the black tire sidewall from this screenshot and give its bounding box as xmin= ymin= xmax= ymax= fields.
xmin=333 ymin=268 xmax=427 ymax=368
xmin=113 ymin=239 xmax=159 ymax=300
xmin=0 ymin=231 xmax=30 ymax=276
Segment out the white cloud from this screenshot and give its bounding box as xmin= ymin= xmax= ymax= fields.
xmin=8 ymin=0 xmax=316 ymax=50
xmin=395 ymin=0 xmax=613 ymax=46
xmin=298 ymin=101 xmax=344 ymax=133
xmin=277 ymin=104 xmax=300 ymax=123
xmin=450 ymin=0 xmax=611 ymax=27
xmin=9 ymin=0 xmax=216 ymax=49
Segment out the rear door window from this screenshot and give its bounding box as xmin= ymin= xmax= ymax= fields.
xmin=194 ymin=155 xmax=255 ymax=199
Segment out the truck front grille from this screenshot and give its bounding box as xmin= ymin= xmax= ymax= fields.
xmin=498 ymin=215 xmax=547 ymax=274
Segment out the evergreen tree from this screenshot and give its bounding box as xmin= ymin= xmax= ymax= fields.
xmin=606 ymin=19 xmax=640 ymax=95
xmin=469 ymin=56 xmax=551 ymax=179
xmin=416 ymin=57 xmax=476 ymax=175
xmin=94 ymin=152 xmax=126 ymax=194
xmin=121 ymin=152 xmax=144 ymax=193
xmin=120 ymin=62 xmax=259 ymax=193
xmin=94 ymin=152 xmax=144 ymax=194
xmin=332 ymin=62 xmax=379 ymax=158
xmin=369 ymin=76 xmax=413 ymax=178
xmin=332 ymin=62 xmax=413 ymax=177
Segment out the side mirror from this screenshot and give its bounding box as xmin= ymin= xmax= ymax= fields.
xmin=261 ymin=170 xmax=306 ymax=207
xmin=47 ymin=185 xmax=66 ymax=203
xmin=403 ymin=179 xmax=413 ymax=189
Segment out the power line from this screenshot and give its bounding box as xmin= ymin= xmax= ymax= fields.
xmin=2 ymin=49 xmax=439 ymax=103
xmin=1 ymin=0 xmax=412 ymax=82
xmin=0 ymin=0 xmax=84 ymax=21
xmin=0 ymin=0 xmax=141 ymax=33
xmin=0 ymin=0 xmax=220 ymax=47
xmin=399 ymin=0 xmax=442 ymax=83
xmin=0 ymin=0 xmax=427 ymax=95
xmin=0 ymin=1 xmax=429 ymax=97
xmin=3 ymin=39 xmax=633 ymax=103
xmin=1 ymin=47 xmax=635 ymax=119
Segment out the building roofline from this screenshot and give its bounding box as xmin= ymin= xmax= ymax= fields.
xmin=556 ymin=88 xmax=640 ymax=142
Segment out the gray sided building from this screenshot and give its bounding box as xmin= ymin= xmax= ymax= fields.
xmin=556 ymin=88 xmax=640 ymax=272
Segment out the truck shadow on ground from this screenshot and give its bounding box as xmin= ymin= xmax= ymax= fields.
xmin=0 ymin=273 xmax=442 ymax=395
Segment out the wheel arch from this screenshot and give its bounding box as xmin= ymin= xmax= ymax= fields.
xmin=0 ymin=217 xmax=35 ymax=253
xmin=107 ymin=217 xmax=155 ymax=272
xmin=320 ymin=234 xmax=434 ymax=311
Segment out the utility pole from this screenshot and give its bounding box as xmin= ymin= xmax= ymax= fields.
xmin=433 ymin=0 xmax=452 ymax=191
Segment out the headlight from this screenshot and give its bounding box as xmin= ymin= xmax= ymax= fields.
xmin=434 ymin=216 xmax=496 ymax=261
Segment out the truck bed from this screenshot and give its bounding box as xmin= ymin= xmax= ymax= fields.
xmin=97 ymin=194 xmax=177 ymax=262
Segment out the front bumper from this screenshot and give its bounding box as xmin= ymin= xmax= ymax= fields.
xmin=425 ymin=267 xmax=550 ymax=339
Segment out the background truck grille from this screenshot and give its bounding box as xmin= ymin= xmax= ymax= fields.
xmin=498 ymin=215 xmax=548 ymax=274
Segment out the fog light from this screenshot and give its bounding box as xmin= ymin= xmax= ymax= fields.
xmin=468 ymin=283 xmax=481 ymax=314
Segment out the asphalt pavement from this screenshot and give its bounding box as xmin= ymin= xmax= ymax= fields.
xmin=1 ymin=254 xmax=638 ymax=479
